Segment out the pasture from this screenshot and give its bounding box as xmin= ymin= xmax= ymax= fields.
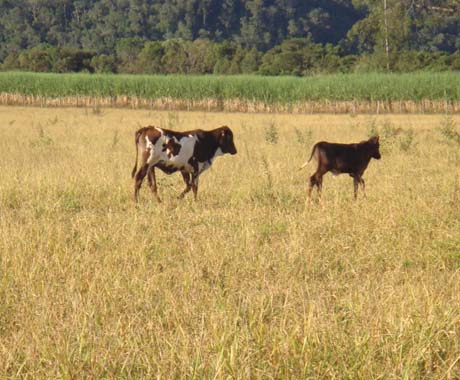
xmin=1 ymin=106 xmax=460 ymax=379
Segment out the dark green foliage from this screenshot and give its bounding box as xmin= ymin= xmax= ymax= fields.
xmin=54 ymin=48 xmax=95 ymax=73
xmin=11 ymin=45 xmax=95 ymax=73
xmin=161 ymin=39 xmax=189 ymax=74
xmin=0 ymin=0 xmax=361 ymax=62
xmin=18 ymin=45 xmax=59 ymax=72
xmin=1 ymin=1 xmax=460 ymax=74
xmin=115 ymin=37 xmax=145 ymax=73
xmin=90 ymin=54 xmax=117 ymax=74
xmin=136 ymin=41 xmax=165 ymax=74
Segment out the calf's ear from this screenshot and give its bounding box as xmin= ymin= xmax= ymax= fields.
xmin=222 ymin=126 xmax=231 ymax=135
xmin=220 ymin=128 xmax=232 ymax=140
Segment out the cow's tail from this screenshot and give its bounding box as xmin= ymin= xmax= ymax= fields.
xmin=131 ymin=129 xmax=143 ymax=178
xmin=299 ymin=143 xmax=318 ymax=170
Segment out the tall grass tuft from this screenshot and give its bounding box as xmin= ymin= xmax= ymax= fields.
xmin=439 ymin=115 xmax=460 ymax=145
xmin=264 ymin=121 xmax=279 ymax=145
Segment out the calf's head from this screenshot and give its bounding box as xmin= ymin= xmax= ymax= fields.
xmin=368 ymin=136 xmax=381 ymax=160
xmin=218 ymin=126 xmax=237 ymax=155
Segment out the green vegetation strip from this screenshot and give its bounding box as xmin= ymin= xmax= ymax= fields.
xmin=0 ymin=71 xmax=459 ymax=103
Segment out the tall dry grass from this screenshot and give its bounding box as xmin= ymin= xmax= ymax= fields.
xmin=1 ymin=93 xmax=460 ymax=114
xmin=1 ymin=106 xmax=460 ymax=379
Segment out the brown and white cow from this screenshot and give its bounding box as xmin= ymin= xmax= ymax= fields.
xmin=301 ymin=136 xmax=381 ymax=200
xmin=132 ymin=126 xmax=237 ymax=202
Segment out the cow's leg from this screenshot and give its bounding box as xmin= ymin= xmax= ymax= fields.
xmin=134 ymin=163 xmax=149 ymax=202
xmin=134 ymin=149 xmax=153 ymax=203
xmin=178 ymin=171 xmax=192 ymax=199
xmin=191 ymin=174 xmax=199 ymax=200
xmin=147 ymin=166 xmax=161 ymax=203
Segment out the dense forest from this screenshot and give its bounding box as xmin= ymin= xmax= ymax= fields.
xmin=1 ymin=0 xmax=460 ymax=74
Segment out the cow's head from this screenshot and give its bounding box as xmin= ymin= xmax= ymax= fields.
xmin=368 ymin=136 xmax=381 ymax=159
xmin=218 ymin=126 xmax=237 ymax=155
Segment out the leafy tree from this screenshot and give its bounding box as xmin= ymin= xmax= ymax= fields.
xmin=90 ymin=54 xmax=117 ymax=73
xmin=1 ymin=52 xmax=20 ymax=70
xmin=213 ymin=58 xmax=231 ymax=74
xmin=185 ymin=38 xmax=216 ymax=74
xmin=135 ymin=41 xmax=165 ymax=74
xmin=161 ymin=38 xmax=189 ymax=74
xmin=115 ymin=37 xmax=144 ymax=72
xmin=258 ymin=47 xmax=281 ymax=75
xmin=53 ymin=48 xmax=94 ymax=72
xmin=240 ymin=47 xmax=261 ymax=73
xmin=18 ymin=45 xmax=59 ymax=72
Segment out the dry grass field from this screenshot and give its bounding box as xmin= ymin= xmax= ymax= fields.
xmin=1 ymin=106 xmax=460 ymax=379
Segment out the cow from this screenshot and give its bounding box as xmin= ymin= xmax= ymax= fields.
xmin=131 ymin=125 xmax=237 ymax=202
xmin=300 ymin=136 xmax=381 ymax=200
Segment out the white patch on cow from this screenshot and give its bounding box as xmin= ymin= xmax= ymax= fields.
xmin=166 ymin=135 xmax=197 ymax=172
xmin=214 ymin=147 xmax=223 ymax=158
xmin=145 ymin=135 xmax=157 ymax=164
xmin=146 ymin=129 xmax=197 ymax=173
xmin=197 ymin=147 xmax=223 ymax=174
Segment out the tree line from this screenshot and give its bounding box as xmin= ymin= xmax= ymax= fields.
xmin=1 ymin=0 xmax=460 ymax=75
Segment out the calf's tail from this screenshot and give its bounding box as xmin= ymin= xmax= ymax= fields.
xmin=298 ymin=143 xmax=318 ymax=170
xmin=131 ymin=129 xmax=143 ymax=178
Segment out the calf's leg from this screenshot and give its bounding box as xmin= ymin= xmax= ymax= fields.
xmin=360 ymin=178 xmax=366 ymax=197
xmin=308 ymin=171 xmax=323 ymax=200
xmin=352 ymin=175 xmax=361 ymax=200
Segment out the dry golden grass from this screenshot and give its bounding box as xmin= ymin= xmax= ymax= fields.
xmin=4 ymin=92 xmax=460 ymax=114
xmin=2 ymin=93 xmax=460 ymax=114
xmin=1 ymin=106 xmax=460 ymax=379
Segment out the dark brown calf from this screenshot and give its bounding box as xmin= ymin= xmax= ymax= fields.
xmin=302 ymin=136 xmax=381 ymax=200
